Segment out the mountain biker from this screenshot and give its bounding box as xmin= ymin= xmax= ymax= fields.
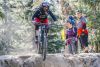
xmin=32 ymin=2 xmax=57 ymax=43
xmin=75 ymin=10 xmax=88 ymax=53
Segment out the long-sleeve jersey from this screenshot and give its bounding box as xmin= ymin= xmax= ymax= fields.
xmin=66 ymin=27 xmax=77 ymax=38
xmin=77 ymin=16 xmax=86 ymax=29
xmin=32 ymin=9 xmax=57 ymax=21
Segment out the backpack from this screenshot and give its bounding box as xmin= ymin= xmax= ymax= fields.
xmin=81 ymin=22 xmax=86 ymax=29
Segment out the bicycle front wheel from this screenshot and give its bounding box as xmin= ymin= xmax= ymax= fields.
xmin=42 ymin=35 xmax=47 ymax=61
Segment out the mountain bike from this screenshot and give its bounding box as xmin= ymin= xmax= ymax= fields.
xmin=36 ymin=23 xmax=48 ymax=61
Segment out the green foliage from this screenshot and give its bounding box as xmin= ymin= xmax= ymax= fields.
xmin=0 ymin=10 xmax=4 ymax=19
xmin=81 ymin=0 xmax=100 ymax=8
xmin=47 ymin=24 xmax=64 ymax=53
xmin=24 ymin=10 xmax=33 ymax=20
xmin=92 ymin=11 xmax=100 ymax=29
xmin=26 ymin=0 xmax=33 ymax=7
xmin=0 ymin=40 xmax=7 ymax=55
xmin=96 ymin=11 xmax=100 ymax=23
xmin=31 ymin=0 xmax=41 ymax=8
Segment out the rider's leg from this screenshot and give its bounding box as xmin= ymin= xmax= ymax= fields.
xmin=35 ymin=25 xmax=39 ymax=43
xmin=33 ymin=18 xmax=41 ymax=43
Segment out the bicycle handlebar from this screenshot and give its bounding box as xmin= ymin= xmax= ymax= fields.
xmin=35 ymin=22 xmax=48 ymax=26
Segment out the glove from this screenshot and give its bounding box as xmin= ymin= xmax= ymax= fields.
xmin=32 ymin=21 xmax=40 ymax=25
xmin=32 ymin=21 xmax=36 ymax=24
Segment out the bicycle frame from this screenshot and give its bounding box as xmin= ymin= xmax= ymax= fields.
xmin=38 ymin=24 xmax=48 ymax=61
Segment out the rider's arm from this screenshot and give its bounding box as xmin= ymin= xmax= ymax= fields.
xmin=48 ymin=10 xmax=57 ymax=21
xmin=32 ymin=10 xmax=40 ymax=20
